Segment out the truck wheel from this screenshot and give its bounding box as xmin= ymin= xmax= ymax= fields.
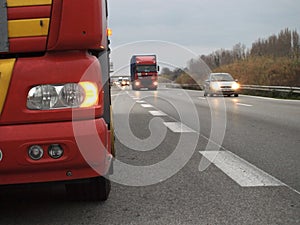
xmin=234 ymin=93 xmax=239 ymax=97
xmin=66 ymin=176 xmax=111 ymax=201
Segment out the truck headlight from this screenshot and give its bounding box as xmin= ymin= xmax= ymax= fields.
xmin=60 ymin=83 xmax=85 ymax=107
xmin=27 ymin=82 xmax=98 ymax=110
xmin=27 ymin=85 xmax=59 ymax=110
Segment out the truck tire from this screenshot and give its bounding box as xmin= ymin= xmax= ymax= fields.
xmin=66 ymin=176 xmax=111 ymax=201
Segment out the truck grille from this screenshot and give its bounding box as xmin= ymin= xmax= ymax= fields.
xmin=220 ymin=86 xmax=231 ymax=89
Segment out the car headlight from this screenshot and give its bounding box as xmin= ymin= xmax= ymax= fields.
xmin=211 ymin=82 xmax=220 ymax=90
xmin=232 ymin=82 xmax=240 ymax=90
xmin=27 ymin=82 xmax=98 ymax=110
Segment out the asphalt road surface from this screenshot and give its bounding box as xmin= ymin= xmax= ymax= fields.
xmin=0 ymin=85 xmax=299 ymax=225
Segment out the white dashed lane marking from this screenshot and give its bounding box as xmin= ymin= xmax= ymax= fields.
xmin=163 ymin=122 xmax=196 ymax=133
xmin=236 ymin=103 xmax=253 ymax=107
xmin=149 ymin=111 xmax=167 ymax=116
xmin=199 ymin=151 xmax=285 ymax=187
xmin=141 ymin=104 xmax=154 ymax=108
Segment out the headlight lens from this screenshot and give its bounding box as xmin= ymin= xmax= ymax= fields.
xmin=27 ymin=85 xmax=59 ymax=110
xmin=232 ymin=82 xmax=240 ymax=90
xmin=60 ymin=83 xmax=85 ymax=107
xmin=211 ymin=82 xmax=220 ymax=90
xmin=28 ymin=145 xmax=44 ymax=160
xmin=48 ymin=144 xmax=64 ymax=159
xmin=27 ymin=82 xmax=98 ymax=110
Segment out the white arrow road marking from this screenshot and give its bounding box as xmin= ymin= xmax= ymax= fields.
xmin=199 ymin=151 xmax=285 ymax=187
xmin=164 ymin=122 xmax=196 ymax=133
xmin=136 ymin=100 xmax=146 ymax=103
xmin=149 ymin=111 xmax=167 ymax=116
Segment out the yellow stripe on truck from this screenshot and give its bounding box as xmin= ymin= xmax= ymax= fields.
xmin=8 ymin=18 xmax=50 ymax=38
xmin=0 ymin=59 xmax=16 ymax=115
xmin=7 ymin=0 xmax=52 ymax=7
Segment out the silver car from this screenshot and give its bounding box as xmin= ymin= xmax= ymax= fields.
xmin=204 ymin=73 xmax=240 ymax=97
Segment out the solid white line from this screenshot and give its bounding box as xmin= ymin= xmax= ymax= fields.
xmin=141 ymin=104 xmax=153 ymax=108
xmin=198 ymin=97 xmax=206 ymax=100
xmin=236 ymin=103 xmax=253 ymax=107
xmin=164 ymin=122 xmax=196 ymax=133
xmin=199 ymin=151 xmax=285 ymax=187
xmin=149 ymin=111 xmax=167 ymax=116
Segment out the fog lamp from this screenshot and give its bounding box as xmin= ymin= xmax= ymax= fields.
xmin=28 ymin=145 xmax=44 ymax=160
xmin=48 ymin=144 xmax=64 ymax=159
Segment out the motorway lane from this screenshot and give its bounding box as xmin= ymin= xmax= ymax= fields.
xmin=130 ymin=87 xmax=300 ymax=192
xmin=0 ymin=85 xmax=299 ymax=225
xmin=109 ymin=85 xmax=300 ymax=224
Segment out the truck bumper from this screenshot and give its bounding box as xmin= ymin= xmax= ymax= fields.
xmin=133 ymin=78 xmax=158 ymax=90
xmin=0 ymin=118 xmax=112 ymax=185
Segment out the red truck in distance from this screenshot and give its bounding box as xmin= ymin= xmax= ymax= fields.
xmin=130 ymin=54 xmax=159 ymax=90
xmin=0 ymin=0 xmax=113 ymax=201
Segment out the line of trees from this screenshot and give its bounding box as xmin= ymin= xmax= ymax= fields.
xmin=251 ymin=28 xmax=300 ymax=59
xmin=160 ymin=28 xmax=300 ymax=86
xmin=200 ymin=28 xmax=300 ymax=70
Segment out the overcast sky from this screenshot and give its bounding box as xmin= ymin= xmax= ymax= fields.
xmin=108 ymin=0 xmax=300 ymax=74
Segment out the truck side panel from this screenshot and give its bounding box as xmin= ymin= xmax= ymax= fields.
xmin=4 ymin=1 xmax=52 ymax=53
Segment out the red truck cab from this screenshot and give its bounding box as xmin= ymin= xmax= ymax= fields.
xmin=0 ymin=0 xmax=113 ymax=201
xmin=130 ymin=54 xmax=159 ymax=90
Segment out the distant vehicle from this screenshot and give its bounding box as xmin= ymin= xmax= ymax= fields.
xmin=121 ymin=78 xmax=130 ymax=86
xmin=130 ymin=54 xmax=159 ymax=90
xmin=204 ymin=73 xmax=240 ymax=97
xmin=117 ymin=77 xmax=123 ymax=85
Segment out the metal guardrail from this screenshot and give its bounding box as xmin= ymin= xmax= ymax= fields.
xmin=240 ymin=85 xmax=300 ymax=94
xmin=163 ymin=83 xmax=300 ymax=95
xmin=160 ymin=83 xmax=300 ymax=99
